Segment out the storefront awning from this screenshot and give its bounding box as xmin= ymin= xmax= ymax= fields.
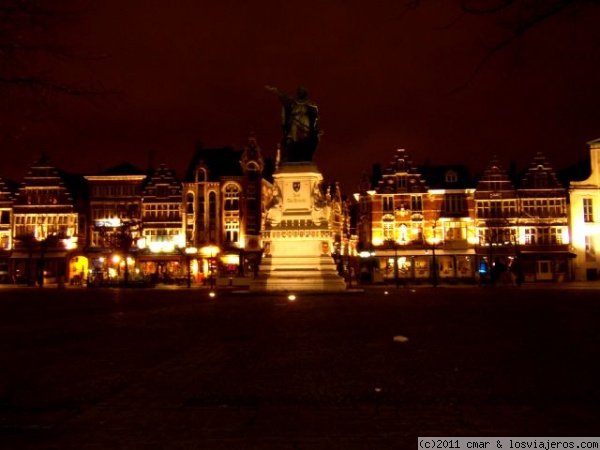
xmin=519 ymin=250 xmax=577 ymax=258
xmin=137 ymin=254 xmax=183 ymax=262
xmin=10 ymin=251 xmax=67 ymax=259
xmin=372 ymin=248 xmax=476 ymax=257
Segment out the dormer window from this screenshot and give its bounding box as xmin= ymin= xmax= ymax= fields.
xmin=195 ymin=167 xmax=207 ymax=183
xmin=186 ymin=193 xmax=194 ymax=214
xmin=398 ymin=176 xmax=407 ymax=190
xmin=246 ymin=161 xmax=260 ymax=172
xmin=445 ymin=170 xmax=458 ymax=183
xmin=157 ymin=185 xmax=168 ymax=198
xmin=533 ymin=170 xmax=548 ymax=188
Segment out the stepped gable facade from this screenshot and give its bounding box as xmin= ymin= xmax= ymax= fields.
xmin=10 ymin=153 xmax=79 ymax=285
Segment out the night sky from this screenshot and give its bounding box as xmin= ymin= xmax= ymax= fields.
xmin=2 ymin=1 xmax=600 ymax=192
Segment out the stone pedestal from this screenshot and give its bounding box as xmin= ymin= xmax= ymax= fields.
xmin=250 ymin=163 xmax=346 ymax=292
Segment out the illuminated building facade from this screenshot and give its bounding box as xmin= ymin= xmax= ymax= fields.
xmin=474 ymin=156 xmax=520 ymax=282
xmin=357 ymin=148 xmax=478 ymax=284
xmin=569 ymin=139 xmax=600 ymax=280
xmin=322 ymin=181 xmax=348 ymax=258
xmin=515 ymin=153 xmax=571 ymax=282
xmin=182 ymin=135 xmax=274 ymax=280
xmin=475 ymin=153 xmax=570 ymax=283
xmin=358 ymin=148 xmax=571 ymax=284
xmin=0 ymin=139 xmax=590 ymax=286
xmin=137 ymin=164 xmax=185 ymax=282
xmin=10 ymin=154 xmax=80 ymax=285
xmin=84 ymin=163 xmax=147 ymax=285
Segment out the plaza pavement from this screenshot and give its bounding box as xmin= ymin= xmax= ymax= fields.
xmin=0 ymin=284 xmax=599 ymax=449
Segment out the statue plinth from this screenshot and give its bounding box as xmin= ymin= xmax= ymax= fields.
xmin=250 ymin=163 xmax=346 ymax=292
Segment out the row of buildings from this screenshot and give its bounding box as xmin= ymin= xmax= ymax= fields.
xmin=0 ymin=135 xmax=283 ymax=286
xmin=1 ymin=134 xmax=600 ymax=286
xmin=357 ymin=139 xmax=600 ymax=284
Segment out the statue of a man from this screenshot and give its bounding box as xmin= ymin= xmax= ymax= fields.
xmin=265 ymin=85 xmax=321 ymax=163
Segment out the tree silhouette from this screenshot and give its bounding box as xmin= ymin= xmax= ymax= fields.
xmin=0 ymin=0 xmax=111 ymax=97
xmin=402 ymin=1 xmax=599 ymax=87
xmin=14 ymin=232 xmax=62 ymax=286
xmin=94 ymin=218 xmax=142 ymax=285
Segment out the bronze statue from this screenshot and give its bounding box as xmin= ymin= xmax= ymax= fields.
xmin=265 ymin=85 xmax=321 ymax=163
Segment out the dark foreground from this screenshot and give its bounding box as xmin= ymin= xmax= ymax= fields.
xmin=1 ymin=286 xmax=599 ymax=449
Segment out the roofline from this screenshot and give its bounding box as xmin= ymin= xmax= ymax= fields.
xmin=84 ymin=175 xmax=147 ymax=181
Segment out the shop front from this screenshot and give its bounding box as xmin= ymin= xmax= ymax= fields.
xmin=519 ymin=250 xmax=574 ymax=282
xmin=476 ymin=246 xmax=574 ymax=284
xmin=373 ymin=248 xmax=477 ymax=284
xmin=10 ymin=249 xmax=68 ymax=286
xmin=68 ymin=255 xmax=89 ymax=285
xmin=86 ymin=251 xmax=145 ymax=286
xmin=137 ymin=253 xmax=186 ymax=284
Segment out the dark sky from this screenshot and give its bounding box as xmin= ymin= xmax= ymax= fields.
xmin=2 ymin=1 xmax=600 ymax=191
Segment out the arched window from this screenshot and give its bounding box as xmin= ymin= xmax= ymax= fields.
xmin=208 ymin=191 xmax=217 ymax=242
xmin=224 ymin=184 xmax=240 ymax=211
xmin=445 ymin=170 xmax=458 ymax=183
xmin=399 ymin=224 xmax=408 ymax=243
xmin=186 ymin=193 xmax=194 ymax=214
xmin=533 ymin=168 xmax=548 ymax=188
xmin=195 ymin=167 xmax=207 ymax=183
xmin=209 ymin=192 xmax=217 ymax=220
xmin=223 ymin=184 xmax=240 ymax=244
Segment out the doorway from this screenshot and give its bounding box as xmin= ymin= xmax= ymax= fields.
xmin=536 ymin=260 xmax=553 ymax=281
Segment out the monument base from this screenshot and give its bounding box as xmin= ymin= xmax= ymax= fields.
xmin=250 ymin=163 xmax=346 ymax=292
xmin=250 ymin=255 xmax=347 ymax=292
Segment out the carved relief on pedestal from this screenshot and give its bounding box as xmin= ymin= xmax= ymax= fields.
xmin=265 ymin=183 xmax=283 ymax=226
xmin=311 ymin=181 xmax=330 ymax=226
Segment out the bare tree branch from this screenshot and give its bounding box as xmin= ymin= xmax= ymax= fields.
xmin=402 ymin=0 xmax=600 ymax=90
xmin=0 ymin=0 xmax=114 ymax=99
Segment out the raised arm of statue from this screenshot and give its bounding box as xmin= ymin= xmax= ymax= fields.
xmin=265 ymin=85 xmax=320 ymax=163
xmin=265 ymin=85 xmax=294 ymax=106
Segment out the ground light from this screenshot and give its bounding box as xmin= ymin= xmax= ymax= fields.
xmin=287 ymin=294 xmax=297 ymax=302
xmin=208 ymin=291 xmax=216 ymax=298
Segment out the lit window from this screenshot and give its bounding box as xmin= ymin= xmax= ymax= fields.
xmin=382 ymin=215 xmax=394 ymax=240
xmin=584 ymin=198 xmax=593 ymax=223
xmin=585 ymin=235 xmax=596 ymax=261
xmin=224 ymin=184 xmax=240 ymax=212
xmin=225 ymin=219 xmax=239 ymax=243
xmin=444 ymin=221 xmax=466 ymax=240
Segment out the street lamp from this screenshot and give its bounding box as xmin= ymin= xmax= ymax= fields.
xmin=394 ymin=241 xmax=399 ymax=288
xmin=184 ymin=247 xmax=198 ymax=288
xmin=431 ymin=236 xmax=437 ymax=287
xmin=514 ymin=214 xmax=524 ymax=286
xmin=427 ymin=222 xmax=441 ymax=287
xmin=385 ymin=238 xmax=400 ymax=288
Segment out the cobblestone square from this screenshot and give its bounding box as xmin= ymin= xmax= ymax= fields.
xmin=1 ymin=286 xmax=599 ymax=449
